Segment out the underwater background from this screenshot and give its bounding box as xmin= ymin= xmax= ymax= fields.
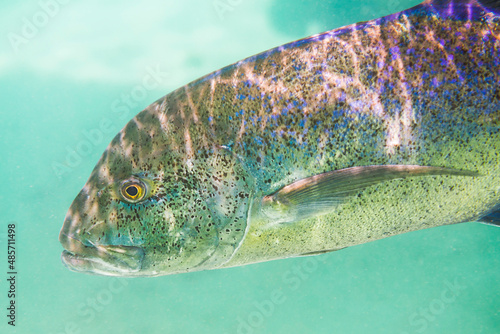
xmin=1 ymin=0 xmax=499 ymax=333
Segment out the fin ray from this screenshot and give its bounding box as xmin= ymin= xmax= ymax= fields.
xmin=479 ymin=208 xmax=500 ymax=226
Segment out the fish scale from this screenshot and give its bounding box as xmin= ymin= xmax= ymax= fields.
xmin=59 ymin=0 xmax=500 ymax=276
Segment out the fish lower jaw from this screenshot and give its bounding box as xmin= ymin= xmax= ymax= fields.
xmin=60 ymin=244 xmax=145 ymax=276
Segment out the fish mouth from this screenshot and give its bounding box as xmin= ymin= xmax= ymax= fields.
xmin=60 ymin=233 xmax=144 ymax=276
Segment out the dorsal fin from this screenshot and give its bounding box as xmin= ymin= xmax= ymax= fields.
xmin=420 ymin=0 xmax=500 ymax=20
xmin=426 ymin=0 xmax=500 ymax=9
xmin=478 ymin=0 xmax=500 ymax=11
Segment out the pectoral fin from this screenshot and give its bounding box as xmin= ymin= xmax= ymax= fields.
xmin=478 ymin=208 xmax=500 ymax=227
xmin=261 ymin=165 xmax=478 ymax=224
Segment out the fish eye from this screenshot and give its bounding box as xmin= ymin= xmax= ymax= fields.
xmin=120 ymin=178 xmax=147 ymax=203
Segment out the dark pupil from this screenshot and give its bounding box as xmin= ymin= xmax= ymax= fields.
xmin=126 ymin=186 xmax=139 ymax=197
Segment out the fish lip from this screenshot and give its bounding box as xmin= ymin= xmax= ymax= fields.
xmin=61 ymin=249 xmax=93 ymax=272
xmin=60 ymin=237 xmax=145 ymax=276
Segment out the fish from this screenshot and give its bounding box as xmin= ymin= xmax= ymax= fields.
xmin=60 ymin=0 xmax=500 ymax=277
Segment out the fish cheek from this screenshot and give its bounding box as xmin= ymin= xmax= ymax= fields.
xmin=102 ymin=200 xmax=154 ymax=248
xmin=137 ymin=189 xmax=220 ymax=273
xmin=141 ymin=149 xmax=254 ymax=274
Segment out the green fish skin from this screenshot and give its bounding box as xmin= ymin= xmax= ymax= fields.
xmin=60 ymin=0 xmax=500 ymax=277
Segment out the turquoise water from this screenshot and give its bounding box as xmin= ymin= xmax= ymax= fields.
xmin=1 ymin=0 xmax=499 ymax=333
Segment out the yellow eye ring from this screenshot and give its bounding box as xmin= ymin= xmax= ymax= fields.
xmin=120 ymin=179 xmax=147 ymax=203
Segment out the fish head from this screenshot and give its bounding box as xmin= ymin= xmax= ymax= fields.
xmin=60 ymin=104 xmax=254 ymax=277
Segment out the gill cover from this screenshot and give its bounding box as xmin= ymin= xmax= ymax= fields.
xmin=149 ymin=146 xmax=254 ymax=273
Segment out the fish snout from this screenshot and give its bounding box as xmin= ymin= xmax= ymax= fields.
xmin=59 ymin=210 xmax=87 ymax=254
xmin=59 ymin=188 xmax=92 ymax=250
xmin=59 ymin=211 xmax=145 ymax=276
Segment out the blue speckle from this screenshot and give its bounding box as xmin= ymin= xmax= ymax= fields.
xmin=390 ymin=46 xmax=400 ymax=60
xmin=431 ymin=77 xmax=440 ymax=87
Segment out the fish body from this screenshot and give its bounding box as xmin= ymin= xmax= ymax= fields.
xmin=60 ymin=0 xmax=500 ymax=277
